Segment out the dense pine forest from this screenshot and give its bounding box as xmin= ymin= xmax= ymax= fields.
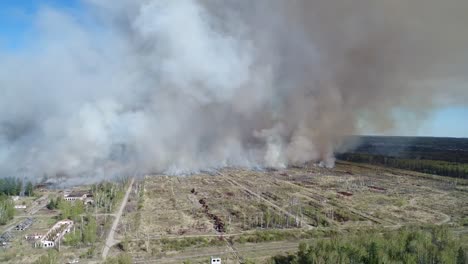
xmin=338 ymin=136 xmax=468 ymax=179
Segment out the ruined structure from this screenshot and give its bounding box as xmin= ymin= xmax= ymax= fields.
xmin=0 ymin=231 xmax=13 ymax=247
xmin=37 ymin=220 xmax=73 ymax=248
xmin=25 ymin=234 xmax=43 ymax=241
xmin=15 ymin=218 xmax=34 ymax=231
xmin=211 ymin=257 xmax=222 ymax=264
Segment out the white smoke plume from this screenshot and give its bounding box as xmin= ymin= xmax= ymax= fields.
xmin=1 ymin=0 xmax=468 ymax=182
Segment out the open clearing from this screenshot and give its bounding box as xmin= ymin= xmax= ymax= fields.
xmin=113 ymin=161 xmax=468 ymax=263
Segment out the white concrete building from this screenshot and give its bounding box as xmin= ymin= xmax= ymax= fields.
xmin=211 ymin=257 xmax=222 ymax=264
xmin=64 ymin=191 xmax=88 ymax=201
xmin=39 ymin=240 xmax=55 ymax=248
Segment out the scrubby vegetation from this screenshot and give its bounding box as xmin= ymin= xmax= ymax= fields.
xmin=46 ymin=196 xmax=60 ymax=210
xmin=244 ymin=203 xmax=304 ymax=230
xmin=34 ymin=250 xmax=59 ymax=264
xmin=234 ymin=229 xmax=333 ymax=245
xmin=270 ymin=226 xmax=467 ymax=264
xmin=47 ymin=197 xmax=84 ymax=221
xmin=103 ymin=253 xmax=133 ymax=264
xmin=63 ymin=214 xmax=97 ymax=246
xmin=59 ymin=200 xmax=85 ymax=221
xmin=160 ymin=236 xmax=225 ymax=251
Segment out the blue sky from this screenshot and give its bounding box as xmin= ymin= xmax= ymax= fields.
xmin=0 ymin=1 xmax=467 ymax=138
xmin=0 ymin=0 xmax=81 ymax=49
xmin=417 ymin=107 xmax=468 ymax=138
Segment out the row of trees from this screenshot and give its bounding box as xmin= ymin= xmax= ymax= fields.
xmin=339 ymin=153 xmax=468 ymax=179
xmin=270 ymin=226 xmax=467 ymax=264
xmin=0 ymin=177 xmax=34 ymax=196
xmin=349 ymin=136 xmax=468 ymax=163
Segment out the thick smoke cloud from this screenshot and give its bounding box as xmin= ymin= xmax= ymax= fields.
xmin=1 ymin=0 xmax=467 ymax=182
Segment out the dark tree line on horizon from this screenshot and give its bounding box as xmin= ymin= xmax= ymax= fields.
xmin=338 ymin=136 xmax=468 ymax=180
xmin=338 ymin=153 xmax=468 ymax=179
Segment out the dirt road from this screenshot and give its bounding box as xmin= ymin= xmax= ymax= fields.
xmin=102 ymin=177 xmax=134 ymax=259
xmin=133 ymin=241 xmax=303 ymax=263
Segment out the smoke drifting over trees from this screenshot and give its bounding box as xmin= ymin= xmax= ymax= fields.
xmin=1 ymin=0 xmax=467 ymax=181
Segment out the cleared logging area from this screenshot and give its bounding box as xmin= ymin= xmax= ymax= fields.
xmin=113 ymin=162 xmax=468 ymax=263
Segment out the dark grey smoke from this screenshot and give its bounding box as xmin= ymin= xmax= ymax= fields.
xmin=1 ymin=0 xmax=467 ymax=182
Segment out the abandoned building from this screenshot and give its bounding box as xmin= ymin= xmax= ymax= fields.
xmin=64 ymin=191 xmax=88 ymax=201
xmin=36 ymin=220 xmax=74 ymax=248
xmin=63 ymin=190 xmax=94 ymax=204
xmin=0 ymin=231 xmax=13 ymax=247
xmin=210 ymin=257 xmax=222 ymax=264
xmin=15 ymin=218 xmax=34 ymax=231
xmin=25 ymin=234 xmax=43 ymax=241
xmin=40 ymin=240 xmax=55 ymax=248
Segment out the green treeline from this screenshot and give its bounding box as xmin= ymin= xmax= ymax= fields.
xmin=339 ymin=153 xmax=468 ymax=179
xmin=0 ymin=177 xmax=22 ymax=196
xmin=0 ymin=177 xmax=35 ymax=196
xmin=0 ymin=194 xmax=15 ymax=225
xmin=0 ymin=177 xmax=35 ymax=225
xmin=349 ymin=136 xmax=468 ymax=163
xmin=270 ymin=226 xmax=467 ymax=264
